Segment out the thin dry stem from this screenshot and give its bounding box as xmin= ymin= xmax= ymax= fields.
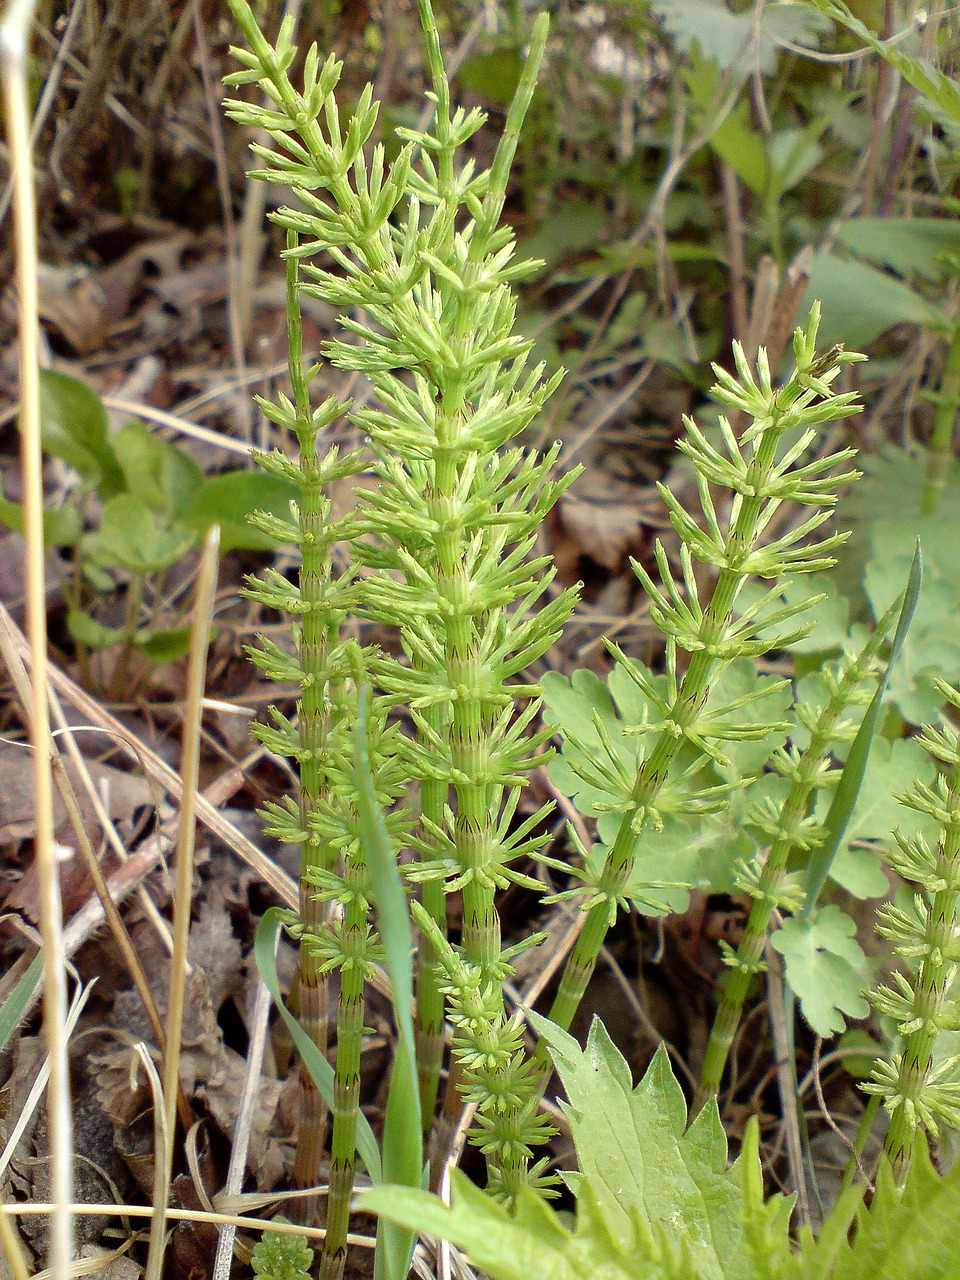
xmin=0 ymin=1193 xmax=30 ymax=1280
xmin=0 ymin=2 xmax=73 ymax=1273
xmin=211 ymin=965 xmax=274 ymax=1280
xmin=152 ymin=527 xmax=220 ymax=1280
xmin=1 ymin=1203 xmax=376 ymax=1248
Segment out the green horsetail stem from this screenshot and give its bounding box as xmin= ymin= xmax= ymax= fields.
xmin=537 ymin=321 xmax=863 ymax=1086
xmin=695 ymin=608 xmax=896 ymax=1111
xmin=866 ymin=681 xmax=960 ymax=1184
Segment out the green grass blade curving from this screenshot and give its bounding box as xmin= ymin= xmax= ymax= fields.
xmin=353 ymin=686 xmax=422 ymax=1280
xmin=254 ymin=909 xmax=382 ymax=1184
xmin=802 ymin=543 xmax=922 ymax=915
xmin=0 ymin=953 xmax=43 ymax=1056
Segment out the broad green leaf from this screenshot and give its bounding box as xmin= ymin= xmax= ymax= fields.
xmin=772 ymin=905 xmax=869 ymax=1037
xmin=113 ymin=421 xmax=203 ymax=518
xmin=803 ymin=548 xmax=922 ymax=906
xmin=67 ymin=609 xmax=126 ymax=652
xmin=0 ymin=953 xmax=43 ymax=1055
xmin=133 ymin=626 xmax=194 ymax=663
xmin=85 ymin=495 xmax=195 ymax=574
xmin=708 ymin=659 xmax=792 ymax=777
xmin=353 ymin=687 xmax=421 ymax=1280
xmin=802 ymin=252 xmax=941 ymax=348
xmin=0 ymin=495 xmax=82 ymax=547
xmin=768 ymin=123 xmax=826 ymax=197
xmin=838 ymin=444 xmax=960 ymax=584
xmin=366 ymin=1172 xmax=636 ymax=1280
xmin=35 ymin=369 xmax=124 ymax=495
xmin=819 ymin=735 xmax=934 ymax=866
xmin=863 ymin=554 xmax=960 ymax=725
xmin=188 ymin=471 xmax=299 ymax=552
xmin=651 ymin=0 xmax=829 ymax=75
xmin=834 ymin=1028 xmax=884 ymax=1081
xmin=545 ymin=659 xmax=788 ymax=910
xmin=520 ymin=201 xmax=608 ymax=272
xmin=685 ymin=56 xmax=770 ymax=195
xmin=737 ymin=573 xmax=852 ymax=657
xmin=566 ymin=239 xmax=724 ymax=284
xmin=254 ymin=910 xmax=381 ymax=1182
xmin=534 ymin=1020 xmax=748 ymax=1280
xmin=589 ymin=816 xmax=700 ymax=914
xmin=367 ymin=1043 xmax=795 ymax=1280
xmin=836 ymin=217 xmax=960 ymax=283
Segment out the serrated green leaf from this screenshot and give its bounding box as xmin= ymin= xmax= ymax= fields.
xmin=653 ymin=0 xmax=829 ymax=75
xmin=366 ymin=1171 xmax=627 ymax=1280
xmin=809 ymin=1139 xmax=960 ymax=1280
xmin=534 ymin=1019 xmax=747 ymax=1280
xmin=772 ymin=905 xmax=868 ymax=1036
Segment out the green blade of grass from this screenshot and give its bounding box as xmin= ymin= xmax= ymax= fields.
xmin=0 ymin=953 xmax=43 ymax=1056
xmin=788 ymin=543 xmax=921 ymax=1216
xmin=801 ymin=543 xmax=922 ymax=915
xmin=353 ymin=686 xmax=423 ymax=1280
xmin=254 ymin=910 xmax=382 ymax=1185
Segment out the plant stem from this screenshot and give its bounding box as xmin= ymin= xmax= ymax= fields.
xmin=415 ymin=763 xmax=448 ymax=1133
xmin=285 ymin=238 xmax=338 ymax=1203
xmin=920 ymin=320 xmax=960 ymax=515
xmin=319 ymin=864 xmax=367 ymax=1280
xmin=539 ymin=422 xmax=789 ymax=1072
xmin=695 ymin=639 xmax=881 ymax=1111
xmin=884 ymin=749 xmax=960 ymax=1181
xmin=108 ymin=571 xmax=145 ymax=702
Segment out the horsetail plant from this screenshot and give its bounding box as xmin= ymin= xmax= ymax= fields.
xmin=694 ymin=607 xmax=898 ymax=1109
xmin=865 ymin=678 xmax=960 ymax=1183
xmin=344 ymin=14 xmax=580 ymax=1192
xmin=541 ymin=312 xmax=863 ymax=1070
xmin=224 ymin=5 xmax=410 ymax=1273
xmin=225 ymin=0 xmax=572 ymax=1239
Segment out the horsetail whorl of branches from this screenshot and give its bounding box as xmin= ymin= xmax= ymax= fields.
xmin=866 ymin=678 xmax=960 ymax=1183
xmin=224 ymin=0 xmax=574 ymax=1242
xmin=540 ymin=312 xmax=865 ymax=1071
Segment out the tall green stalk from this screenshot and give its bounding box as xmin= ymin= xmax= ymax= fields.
xmin=866 ymin=679 xmax=960 ymax=1183
xmin=539 ymin=314 xmax=863 ymax=1074
xmin=352 ymin=9 xmax=577 ymax=1198
xmin=225 ymin=0 xmax=571 ymax=1226
xmin=245 ymin=239 xmax=360 ymax=1202
xmin=920 ymin=319 xmax=960 ymax=515
xmin=695 ymin=612 xmax=895 ymax=1109
xmin=225 ymin=9 xmax=408 ymax=1270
